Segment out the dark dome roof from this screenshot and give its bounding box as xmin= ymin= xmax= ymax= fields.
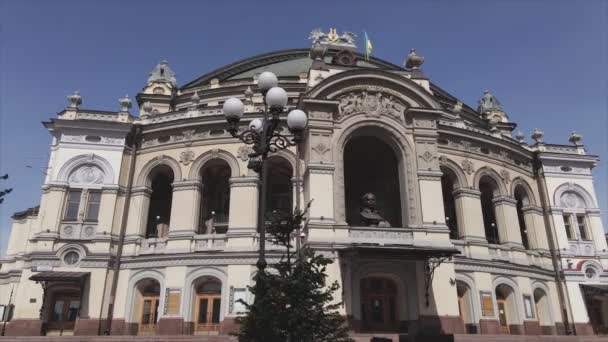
xmin=181 ymin=48 xmax=405 ymax=89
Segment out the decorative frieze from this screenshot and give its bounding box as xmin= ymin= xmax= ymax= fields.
xmin=337 ymin=90 xmax=407 ymax=120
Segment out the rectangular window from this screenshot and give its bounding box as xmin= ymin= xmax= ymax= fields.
xmin=563 ymin=215 xmax=574 ymax=240
xmin=577 ymin=215 xmax=590 ymax=241
xmin=84 ymin=191 xmax=101 ymax=222
xmin=64 ymin=190 xmax=82 ymax=221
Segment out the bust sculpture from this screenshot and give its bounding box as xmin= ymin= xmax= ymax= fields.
xmin=360 ymin=193 xmax=391 ymax=227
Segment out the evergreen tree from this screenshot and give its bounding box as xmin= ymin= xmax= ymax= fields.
xmin=237 ymin=205 xmax=353 ymax=342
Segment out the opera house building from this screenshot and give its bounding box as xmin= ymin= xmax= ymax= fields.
xmin=1 ymin=30 xmax=607 ymax=338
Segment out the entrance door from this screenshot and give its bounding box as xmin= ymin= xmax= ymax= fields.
xmin=194 ymin=294 xmax=221 ymax=334
xmin=138 ymin=296 xmax=159 ymax=335
xmin=497 ymin=299 xmax=510 ymax=334
xmin=47 ymin=294 xmax=80 ymax=334
xmin=360 ymin=278 xmax=398 ymax=332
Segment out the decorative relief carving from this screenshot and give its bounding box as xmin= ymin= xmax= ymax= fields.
xmin=414 ymin=119 xmax=437 ymax=129
xmin=310 ymin=134 xmax=332 ymax=163
xmin=349 ymin=229 xmax=413 ymax=241
xmin=237 ymin=146 xmax=253 ymax=161
xmin=84 ymin=226 xmax=95 ymax=237
xmin=68 ymin=165 xmax=104 ymax=184
xmin=337 ymin=91 xmax=406 ymax=119
xmin=63 ymin=226 xmax=73 ymax=236
xmin=560 ymin=192 xmax=584 ymax=209
xmin=310 ymin=111 xmax=331 ymax=120
xmin=179 ymin=150 xmax=195 ymax=165
xmin=499 ymin=169 xmax=511 ymax=184
xmin=416 ymin=141 xmax=438 ymax=170
xmin=461 ymin=159 xmax=475 ymax=175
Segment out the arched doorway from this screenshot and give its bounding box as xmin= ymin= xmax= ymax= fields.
xmin=360 ymin=277 xmax=398 ymax=332
xmin=457 ymin=281 xmax=475 ymax=333
xmin=200 ymin=159 xmax=231 ymax=234
xmin=193 ymin=277 xmax=222 ymax=335
xmin=145 ymin=165 xmax=174 ymax=238
xmin=345 ymin=136 xmax=402 ymax=227
xmin=133 ymin=278 xmax=160 ymax=335
xmin=495 ymin=284 xmax=518 ymax=334
xmin=44 ymin=286 xmax=81 ymax=336
xmin=533 ymin=288 xmax=552 ymax=332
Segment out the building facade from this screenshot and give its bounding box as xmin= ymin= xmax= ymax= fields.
xmin=1 ymin=30 xmax=607 ymax=337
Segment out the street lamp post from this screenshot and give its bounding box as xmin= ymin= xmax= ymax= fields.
xmin=223 ymin=71 xmax=307 ymax=271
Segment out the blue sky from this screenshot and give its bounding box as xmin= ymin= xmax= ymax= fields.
xmin=0 ymin=0 xmax=606 ymax=254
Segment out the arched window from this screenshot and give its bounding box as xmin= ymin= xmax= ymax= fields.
xmin=441 ymin=167 xmax=459 ymax=239
xmin=200 ymin=159 xmax=231 ymax=234
xmin=266 ymin=156 xmax=293 ymax=215
xmin=145 ymin=165 xmax=174 ymax=238
xmin=62 ymin=164 xmax=105 ymax=223
xmin=559 ymin=191 xmax=591 ymax=241
xmin=479 ymin=176 xmax=499 ymax=244
xmin=344 ymin=136 xmax=402 ymax=227
xmin=514 ymin=186 xmax=530 ymax=249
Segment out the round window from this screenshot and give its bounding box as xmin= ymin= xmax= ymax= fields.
xmin=585 ymin=267 xmax=597 ymax=280
xmin=63 ymin=251 xmax=81 ymax=266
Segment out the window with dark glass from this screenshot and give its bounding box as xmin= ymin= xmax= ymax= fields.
xmin=84 ymin=191 xmax=101 ymax=221
xmin=64 ymin=190 xmax=82 ymax=221
xmin=563 ymin=215 xmax=574 ymax=240
xmin=577 ymin=215 xmax=589 ymax=240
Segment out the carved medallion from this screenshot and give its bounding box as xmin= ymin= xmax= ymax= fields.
xmin=63 ymin=226 xmax=73 ymax=236
xmin=84 ymin=226 xmax=95 ymax=237
xmin=179 ymin=150 xmax=195 ymax=165
xmin=420 ymin=151 xmax=435 ymax=163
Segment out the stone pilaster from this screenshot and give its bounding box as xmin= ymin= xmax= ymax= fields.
xmin=522 ymin=206 xmax=548 ymax=251
xmin=126 ymin=186 xmax=151 ymax=236
xmin=227 ymin=176 xmax=259 ymax=248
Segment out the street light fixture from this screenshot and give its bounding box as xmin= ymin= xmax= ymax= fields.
xmin=223 ymin=71 xmax=307 ymax=271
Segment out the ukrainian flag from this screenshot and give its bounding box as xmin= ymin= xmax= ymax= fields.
xmin=364 ymin=31 xmax=373 ymax=60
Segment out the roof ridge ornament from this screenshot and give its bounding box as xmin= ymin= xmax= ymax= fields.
xmin=405 ymin=48 xmax=424 ymax=70
xmin=309 ymin=28 xmax=357 ymax=49
xmin=67 ymin=91 xmax=82 ymax=109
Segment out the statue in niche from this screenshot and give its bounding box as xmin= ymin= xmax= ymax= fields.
xmin=360 ymin=193 xmax=391 ymax=227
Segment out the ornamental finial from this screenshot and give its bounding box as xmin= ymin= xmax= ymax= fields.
xmin=531 ymin=128 xmax=544 ymax=144
xmin=119 ymin=94 xmax=132 ymax=112
xmin=515 ymin=130 xmax=525 ymax=143
xmin=67 ymin=91 xmax=82 ymax=109
xmin=405 ymin=48 xmax=424 ymax=70
xmin=569 ymin=131 xmax=583 ymax=146
xmin=191 ymin=91 xmax=200 ymax=104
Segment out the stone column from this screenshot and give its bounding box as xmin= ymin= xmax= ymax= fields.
xmin=168 ymin=181 xmax=201 ymax=235
xmin=493 ymin=196 xmax=523 ymax=247
xmin=522 ymin=206 xmax=548 ymax=251
xmin=125 ymin=186 xmax=151 ymax=237
xmin=452 ymin=188 xmax=489 ymax=259
xmin=291 ymin=176 xmax=304 ymax=212
xmin=226 ymin=176 xmax=259 ymax=248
